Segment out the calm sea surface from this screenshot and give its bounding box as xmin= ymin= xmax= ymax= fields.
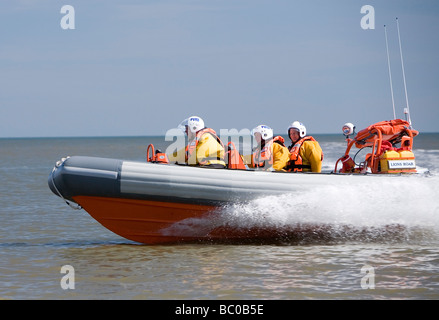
xmin=1 ymin=134 xmax=439 ymax=300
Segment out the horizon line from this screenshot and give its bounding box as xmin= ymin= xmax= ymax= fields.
xmin=1 ymin=131 xmax=438 ymax=140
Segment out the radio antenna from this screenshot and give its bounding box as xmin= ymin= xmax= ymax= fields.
xmin=384 ymin=24 xmax=396 ymax=120
xmin=396 ymin=17 xmax=413 ymax=127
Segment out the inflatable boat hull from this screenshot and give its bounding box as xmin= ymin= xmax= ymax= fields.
xmin=48 ymin=156 xmax=404 ymax=244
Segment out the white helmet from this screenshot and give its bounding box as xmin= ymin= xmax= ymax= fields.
xmin=288 ymin=121 xmax=306 ymax=138
xmin=342 ymin=122 xmax=355 ymax=136
xmin=251 ymin=125 xmax=273 ymax=141
xmin=178 ymin=116 xmax=205 ymax=133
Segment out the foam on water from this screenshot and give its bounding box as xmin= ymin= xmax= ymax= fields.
xmin=226 ymin=175 xmax=438 ymax=227
xmin=165 ymin=173 xmax=439 ymax=244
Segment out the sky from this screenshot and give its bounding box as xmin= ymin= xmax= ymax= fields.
xmin=1 ymin=0 xmax=438 ymax=137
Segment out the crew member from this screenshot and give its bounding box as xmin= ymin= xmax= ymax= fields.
xmin=285 ymin=121 xmax=323 ymax=173
xmin=169 ymin=116 xmax=226 ymax=168
xmin=247 ymin=125 xmax=290 ymax=171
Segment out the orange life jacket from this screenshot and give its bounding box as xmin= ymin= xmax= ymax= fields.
xmin=185 ymin=127 xmax=225 ymax=165
xmin=226 ymin=141 xmax=247 ymax=170
xmin=286 ymin=136 xmax=322 ymax=172
xmin=252 ymin=136 xmax=285 ymax=169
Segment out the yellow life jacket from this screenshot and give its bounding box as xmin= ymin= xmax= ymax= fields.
xmin=185 ymin=127 xmax=225 ymax=166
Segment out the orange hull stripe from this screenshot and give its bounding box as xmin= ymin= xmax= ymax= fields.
xmin=73 ymin=196 xmax=218 ymax=244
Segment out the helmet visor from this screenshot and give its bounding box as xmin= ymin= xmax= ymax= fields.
xmin=178 ymin=118 xmax=189 ymax=133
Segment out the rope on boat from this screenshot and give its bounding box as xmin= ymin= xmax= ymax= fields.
xmin=51 ymin=157 xmax=82 ymax=210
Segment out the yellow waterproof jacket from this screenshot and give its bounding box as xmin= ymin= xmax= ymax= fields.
xmin=298 ymin=140 xmax=323 ymax=173
xmin=269 ymin=143 xmax=291 ymax=171
xmin=168 ymin=131 xmax=226 ymax=167
xmin=246 ymin=139 xmax=290 ymax=171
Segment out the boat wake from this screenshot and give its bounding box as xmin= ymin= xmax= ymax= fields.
xmin=164 ymin=174 xmax=439 ymax=244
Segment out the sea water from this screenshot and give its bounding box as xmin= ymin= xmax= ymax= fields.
xmin=0 ymin=134 xmax=438 ymax=300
